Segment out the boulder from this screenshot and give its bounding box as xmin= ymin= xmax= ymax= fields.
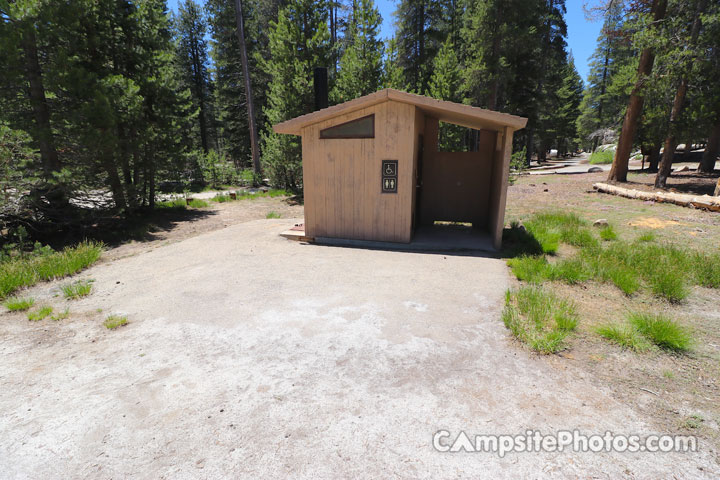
xmin=588 ymin=166 xmax=604 ymax=173
xmin=593 ymin=219 xmax=609 ymax=227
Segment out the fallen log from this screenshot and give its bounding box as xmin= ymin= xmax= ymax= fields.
xmin=593 ymin=182 xmax=720 ymax=212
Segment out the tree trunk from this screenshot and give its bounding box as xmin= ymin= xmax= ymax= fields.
xmin=655 ymin=0 xmax=705 ymax=188
xmin=684 ymin=138 xmax=693 ymax=156
xmin=648 ymin=143 xmax=661 ymax=172
xmin=20 ymin=27 xmax=62 ymax=180
xmin=607 ymin=0 xmax=667 ymax=183
xmin=102 ymin=149 xmax=127 ymax=211
xmin=699 ymin=119 xmax=720 ymax=173
xmin=234 ymin=0 xmax=261 ymax=179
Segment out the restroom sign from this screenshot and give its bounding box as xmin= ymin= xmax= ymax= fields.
xmin=381 ymin=160 xmax=398 ymax=193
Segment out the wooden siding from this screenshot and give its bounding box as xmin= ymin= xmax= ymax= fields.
xmin=301 ymin=100 xmax=416 ymax=243
xmin=488 ymin=127 xmax=514 ymax=249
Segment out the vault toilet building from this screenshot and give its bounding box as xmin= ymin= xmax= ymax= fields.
xmin=273 ymin=89 xmax=527 ymax=250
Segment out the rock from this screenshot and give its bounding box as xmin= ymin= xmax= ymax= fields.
xmin=673 ymin=165 xmax=690 ymax=173
xmin=543 ymin=188 xmax=549 ymax=192
xmin=588 ymin=166 xmax=604 ymax=173
xmin=593 ymin=219 xmax=609 ymax=227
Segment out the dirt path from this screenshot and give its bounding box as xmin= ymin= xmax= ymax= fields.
xmin=1 ymin=218 xmax=717 ymax=478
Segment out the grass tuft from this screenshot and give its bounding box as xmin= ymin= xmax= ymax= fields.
xmin=596 ymin=323 xmax=651 ymax=352
xmin=550 ymin=258 xmax=592 ymax=285
xmin=61 ymin=279 xmax=93 ymax=299
xmin=599 ymin=225 xmax=618 ymax=241
xmin=637 ymin=232 xmax=656 ymax=243
xmin=502 ymin=286 xmax=578 ymax=354
xmin=51 ymin=308 xmax=70 ymax=321
xmin=507 ymin=255 xmax=551 ymax=283
xmin=628 ymin=312 xmax=692 ymax=352
xmin=4 ymin=296 xmax=35 ymax=311
xmin=104 ymin=314 xmax=128 ymax=330
xmin=27 ymin=305 xmax=53 ymax=322
xmin=649 ymin=271 xmax=688 ymax=303
xmin=266 ymin=211 xmax=281 ymax=219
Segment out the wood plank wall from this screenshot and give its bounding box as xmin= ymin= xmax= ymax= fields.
xmin=301 ymin=101 xmax=416 ymax=243
xmin=488 ymin=127 xmax=514 ymax=249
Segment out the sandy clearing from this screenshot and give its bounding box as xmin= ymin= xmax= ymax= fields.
xmin=0 ymin=219 xmax=717 ymax=478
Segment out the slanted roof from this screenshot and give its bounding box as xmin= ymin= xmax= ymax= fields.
xmin=273 ymin=88 xmax=528 ymax=136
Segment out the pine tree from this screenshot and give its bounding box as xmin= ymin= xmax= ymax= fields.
xmin=576 ymin=0 xmax=632 ymax=151
xmin=427 ymin=37 xmax=465 ymax=151
xmin=331 ymin=0 xmax=384 ymax=103
xmin=608 ymin=0 xmax=667 ymax=183
xmin=175 ymin=0 xmax=214 ymax=154
xmin=656 ymin=0 xmax=708 ymax=188
xmin=554 ymin=54 xmax=584 ymax=155
xmin=392 ymin=0 xmax=445 ymax=93
xmin=260 ymin=0 xmax=331 ymax=191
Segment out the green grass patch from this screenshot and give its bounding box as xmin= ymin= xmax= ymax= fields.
xmin=507 ymin=211 xmax=717 ymax=302
xmin=156 ymin=198 xmax=187 ymax=209
xmin=211 ymin=193 xmax=232 ymax=203
xmin=51 ymin=308 xmax=70 ymax=321
xmin=104 ymin=314 xmax=128 ymax=330
xmin=599 ymin=225 xmax=617 ymax=241
xmin=549 ymin=258 xmax=592 ymax=285
xmin=523 ymin=211 xmax=595 ymax=254
xmin=0 ymin=241 xmax=103 ymax=299
xmin=28 ymin=305 xmax=53 ymax=321
xmin=637 ymin=232 xmax=656 ymax=243
xmin=502 ymin=286 xmax=578 ymax=354
xmin=628 ymin=312 xmax=692 ymax=352
xmin=596 ymin=323 xmax=651 ymax=352
xmin=4 ymin=296 xmax=35 ymax=311
xmin=589 ymin=150 xmax=614 ymax=164
xmin=187 ymin=198 xmax=209 ymax=208
xmin=266 ymin=211 xmax=281 ymax=219
xmin=507 ymin=255 xmax=551 ymax=283
xmin=61 ymin=279 xmax=93 ymax=299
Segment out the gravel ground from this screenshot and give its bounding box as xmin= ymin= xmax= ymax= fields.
xmin=1 ymin=219 xmax=718 ymax=478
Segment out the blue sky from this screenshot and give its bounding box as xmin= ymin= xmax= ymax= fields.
xmin=168 ymin=0 xmax=602 ymax=83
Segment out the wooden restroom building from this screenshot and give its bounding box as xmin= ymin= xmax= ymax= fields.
xmin=273 ymin=89 xmax=527 ymax=250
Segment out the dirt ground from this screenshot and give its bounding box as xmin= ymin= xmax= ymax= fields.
xmin=1 ymin=188 xmax=720 ymax=478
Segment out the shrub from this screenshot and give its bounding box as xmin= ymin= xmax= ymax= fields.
xmin=156 ymin=198 xmax=187 ymax=209
xmin=589 ymin=150 xmax=614 ymax=164
xmin=187 ymin=199 xmax=209 ymax=208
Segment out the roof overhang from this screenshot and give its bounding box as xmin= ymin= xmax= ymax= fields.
xmin=273 ymin=88 xmax=528 ymax=136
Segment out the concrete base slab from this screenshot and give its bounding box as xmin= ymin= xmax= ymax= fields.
xmin=315 ymin=225 xmax=496 ymax=253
